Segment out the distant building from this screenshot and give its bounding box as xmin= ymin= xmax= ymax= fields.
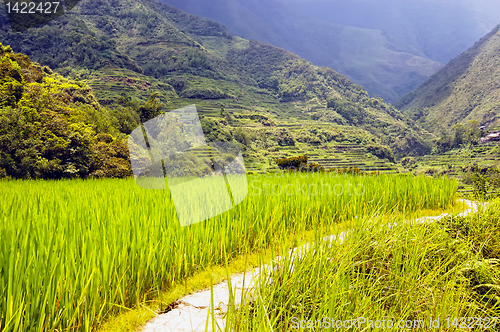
xmin=479 ymin=131 xmax=500 ymax=144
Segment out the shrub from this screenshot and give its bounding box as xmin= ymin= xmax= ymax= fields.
xmin=0 ymin=167 xmax=8 ymax=179
xmin=233 ymin=127 xmax=256 ymax=146
xmin=302 ymin=162 xmax=324 ymax=172
xmin=400 ymin=156 xmax=417 ymax=170
xmin=275 ymin=155 xmax=325 ymax=172
xmin=327 ymin=96 xmax=366 ymax=124
xmin=276 ymin=155 xmax=308 ymax=170
xmin=468 ymin=166 xmax=500 ymax=200
xmin=274 ymin=128 xmax=295 ymax=146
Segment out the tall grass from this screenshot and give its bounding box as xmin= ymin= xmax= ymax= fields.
xmin=0 ymin=173 xmax=457 ymax=331
xmin=227 ymin=200 xmax=500 ymax=331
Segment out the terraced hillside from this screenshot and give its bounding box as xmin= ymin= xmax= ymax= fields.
xmin=190 ymin=104 xmax=403 ymax=172
xmin=417 ymin=145 xmax=500 ymax=171
xmin=0 ymin=0 xmax=432 ymax=171
xmin=400 ymin=143 xmax=500 ymax=194
xmin=82 ymin=67 xmax=178 ymax=105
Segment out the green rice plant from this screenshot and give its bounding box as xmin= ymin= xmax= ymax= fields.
xmin=226 ymin=200 xmax=500 ymax=331
xmin=0 ymin=173 xmax=457 ymax=331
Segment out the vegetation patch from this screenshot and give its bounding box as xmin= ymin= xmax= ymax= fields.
xmin=226 ymin=200 xmax=500 ymax=331
xmin=0 ymin=173 xmax=456 ymax=331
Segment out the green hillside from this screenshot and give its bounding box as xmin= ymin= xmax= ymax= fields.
xmin=0 ymin=0 xmax=433 ymax=178
xmin=397 ymin=24 xmax=500 ymax=134
xmin=160 ymin=0 xmax=444 ymax=103
xmin=0 ymin=43 xmax=133 ymax=179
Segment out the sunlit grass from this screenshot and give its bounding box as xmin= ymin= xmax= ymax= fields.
xmin=0 ymin=173 xmax=457 ymax=331
xmin=226 ymin=200 xmax=500 ymax=331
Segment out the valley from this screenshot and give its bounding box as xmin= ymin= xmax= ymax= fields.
xmin=0 ymin=0 xmax=500 ymax=331
xmin=0 ymin=0 xmax=432 ymax=178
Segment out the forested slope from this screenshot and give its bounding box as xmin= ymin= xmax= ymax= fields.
xmin=0 ymin=43 xmax=134 ymax=179
xmin=0 ymin=0 xmax=434 ymax=179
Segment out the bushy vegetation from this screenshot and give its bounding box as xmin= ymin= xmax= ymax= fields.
xmin=462 ymin=165 xmax=500 ymax=200
xmin=366 ymin=144 xmax=395 ymax=163
xmin=327 ymin=96 xmax=367 ymax=125
xmin=275 ymin=155 xmax=324 ymax=172
xmin=0 ymin=15 xmax=142 ymax=73
xmin=0 ymin=43 xmax=133 ymax=179
xmin=227 ymin=201 xmax=500 ymax=331
xmin=398 ymin=24 xmax=500 ymax=132
xmin=276 ymin=155 xmax=308 ymax=169
xmin=200 ymin=117 xmax=234 ymax=143
xmin=180 ymin=86 xmax=233 ymax=99
xmin=434 ymin=120 xmax=484 ymax=153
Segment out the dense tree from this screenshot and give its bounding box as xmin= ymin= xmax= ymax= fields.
xmin=138 ymin=92 xmax=165 ymax=123
xmin=433 ymin=120 xmax=483 ymax=153
xmin=452 ymin=123 xmax=467 ymax=147
xmin=233 ymin=127 xmax=255 ymax=146
xmin=327 ymin=96 xmax=366 ymax=124
xmin=366 ymin=145 xmax=395 ymax=163
xmin=466 ymin=120 xmax=482 ymax=144
xmin=0 ymin=43 xmax=132 ymax=179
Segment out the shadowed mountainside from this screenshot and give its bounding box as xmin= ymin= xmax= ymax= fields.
xmin=397 ymin=24 xmax=500 ymax=134
xmin=159 ymin=0 xmax=444 ymax=103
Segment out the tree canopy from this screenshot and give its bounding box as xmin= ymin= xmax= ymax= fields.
xmin=0 ymin=43 xmax=133 ymax=179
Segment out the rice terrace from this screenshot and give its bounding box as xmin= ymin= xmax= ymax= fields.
xmin=0 ymin=173 xmax=458 ymax=329
xmin=2 ymin=0 xmax=500 ymax=331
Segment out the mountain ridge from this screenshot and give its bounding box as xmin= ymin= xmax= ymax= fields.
xmin=159 ymin=0 xmax=444 ymax=103
xmin=0 ymin=0 xmax=432 ymax=166
xmin=397 ymin=23 xmax=500 ymax=133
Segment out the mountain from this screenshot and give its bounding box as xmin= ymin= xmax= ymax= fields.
xmin=286 ymin=0 xmax=500 ymax=64
xmin=0 ymin=0 xmax=433 ymax=178
xmin=396 ymin=24 xmax=500 ymax=134
xmin=159 ymin=0 xmax=444 ymax=103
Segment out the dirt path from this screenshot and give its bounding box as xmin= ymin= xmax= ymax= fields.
xmin=138 ymin=199 xmax=485 ymax=332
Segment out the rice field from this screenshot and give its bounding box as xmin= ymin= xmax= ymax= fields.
xmin=226 ymin=200 xmax=500 ymax=331
xmin=0 ymin=173 xmax=457 ymax=331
